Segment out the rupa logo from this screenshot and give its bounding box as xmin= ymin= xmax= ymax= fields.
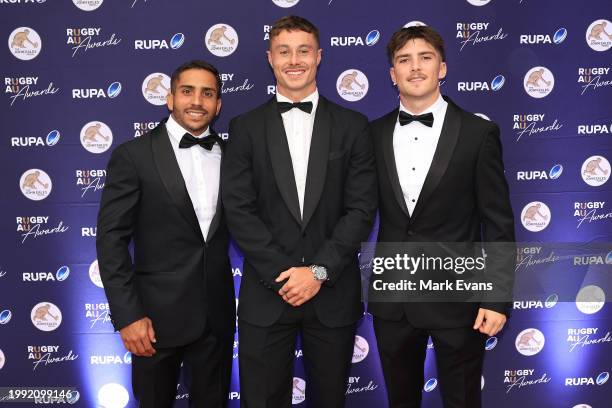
xmin=0 ymin=0 xmax=47 ymax=4
xmin=72 ymin=81 xmax=121 ymax=99
xmin=90 ymin=351 xmax=131 ymax=365
xmin=23 ymin=266 xmax=70 ymax=282
xmin=578 ymin=122 xmax=612 ymax=135
xmin=135 ymin=33 xmax=184 ymax=50
xmin=513 ymin=294 xmax=558 ymax=310
xmin=519 ymin=28 xmax=567 ymax=45
xmin=512 ymin=113 xmax=563 ymax=141
xmin=516 ymin=164 xmax=563 ymax=181
xmin=457 ymin=74 xmax=505 ymax=92
xmin=11 ymin=129 xmax=61 ymax=147
xmin=330 ymin=30 xmax=380 ymax=47
xmin=456 ymin=22 xmax=508 ymax=51
xmin=578 ymin=67 xmax=612 ymax=95
xmin=565 ymin=371 xmax=609 ymax=387
xmin=485 ymin=336 xmax=498 ymax=351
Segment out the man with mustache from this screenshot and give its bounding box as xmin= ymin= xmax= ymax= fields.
xmin=222 ymin=15 xmax=377 ymax=408
xmin=97 ymin=60 xmax=235 ymax=407
xmin=369 ymin=26 xmax=515 ymax=408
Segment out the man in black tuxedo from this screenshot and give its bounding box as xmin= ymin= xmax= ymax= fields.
xmin=96 ymin=60 xmax=235 ymax=407
xmin=369 ymin=26 xmax=515 ymax=408
xmin=221 ymin=15 xmax=377 ymax=408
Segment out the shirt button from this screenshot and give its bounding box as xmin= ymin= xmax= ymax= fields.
xmin=414 ymin=137 xmax=418 ymax=141
xmin=411 ymin=199 xmax=416 ymax=203
xmin=412 ymin=167 xmax=416 ymax=171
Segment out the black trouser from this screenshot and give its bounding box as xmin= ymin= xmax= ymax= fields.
xmin=238 ymin=301 xmax=356 ymax=408
xmin=374 ymin=315 xmax=486 ymax=408
xmin=132 ymin=325 xmax=233 ymax=408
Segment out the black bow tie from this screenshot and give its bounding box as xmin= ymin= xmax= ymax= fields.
xmin=179 ymin=132 xmax=221 ymax=150
xmin=277 ymin=101 xmax=313 ymax=114
xmin=398 ymin=111 xmax=434 ymax=127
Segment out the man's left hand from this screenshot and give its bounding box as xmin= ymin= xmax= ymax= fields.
xmin=275 ymin=267 xmax=322 ymax=307
xmin=473 ymin=308 xmax=507 ymax=336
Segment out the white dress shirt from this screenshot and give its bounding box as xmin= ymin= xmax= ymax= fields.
xmin=277 ymin=89 xmax=319 ymax=218
xmin=166 ymin=115 xmax=220 ymax=240
xmin=393 ymin=94 xmax=448 ymax=215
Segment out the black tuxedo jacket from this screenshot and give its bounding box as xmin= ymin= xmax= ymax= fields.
xmin=96 ymin=121 xmax=235 ymax=348
xmin=369 ymin=96 xmax=515 ymax=328
xmin=221 ymin=96 xmax=377 ymax=328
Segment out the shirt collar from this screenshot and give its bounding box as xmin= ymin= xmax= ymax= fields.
xmin=399 ymin=94 xmax=445 ymax=116
xmin=276 ymin=88 xmax=319 ymax=114
xmin=166 ymin=114 xmax=210 ymax=144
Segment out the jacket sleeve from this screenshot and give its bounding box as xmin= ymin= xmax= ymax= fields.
xmin=475 ymin=123 xmax=516 ymax=314
xmin=96 ymin=144 xmax=145 ymax=330
xmin=221 ymin=117 xmax=296 ymax=291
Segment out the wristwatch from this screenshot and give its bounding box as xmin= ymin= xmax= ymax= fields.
xmin=310 ymin=265 xmax=328 ymax=282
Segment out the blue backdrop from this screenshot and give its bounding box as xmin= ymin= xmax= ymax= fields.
xmin=1 ymin=0 xmax=611 ymax=407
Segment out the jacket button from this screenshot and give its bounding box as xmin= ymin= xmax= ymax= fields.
xmin=407 ymin=230 xmax=415 ymax=236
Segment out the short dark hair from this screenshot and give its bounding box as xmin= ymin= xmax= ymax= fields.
xmin=269 ymin=15 xmax=320 ymax=49
xmin=170 ymin=60 xmax=222 ymax=98
xmin=386 ymin=26 xmax=446 ymax=64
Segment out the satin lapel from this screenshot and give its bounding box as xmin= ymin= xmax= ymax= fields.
xmin=206 ymin=132 xmax=224 ymax=242
xmin=302 ymin=97 xmax=331 ymax=231
xmin=151 ymin=122 xmax=204 ymax=241
xmin=381 ymin=109 xmax=410 ymax=217
xmin=265 ymin=98 xmax=302 ymax=226
xmin=410 ymin=98 xmax=461 ymax=222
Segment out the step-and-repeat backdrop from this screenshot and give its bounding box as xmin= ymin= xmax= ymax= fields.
xmin=1 ymin=0 xmax=611 ymax=407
